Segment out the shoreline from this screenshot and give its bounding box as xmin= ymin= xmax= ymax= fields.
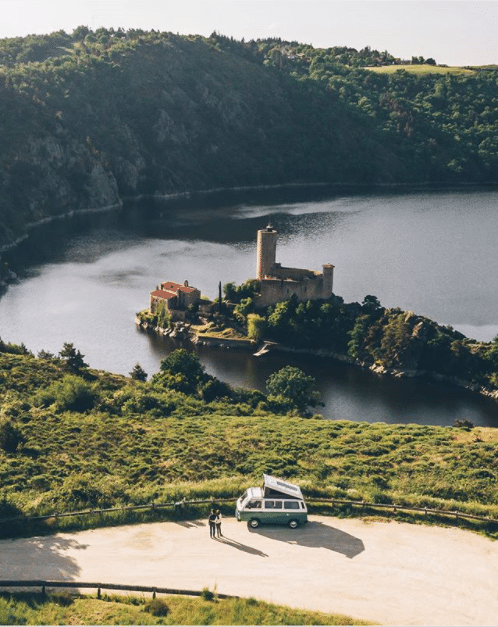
xmin=3 ymin=179 xmax=498 ymax=255
xmin=136 ymin=315 xmax=498 ymax=406
xmin=274 ymin=344 xmax=498 ymax=403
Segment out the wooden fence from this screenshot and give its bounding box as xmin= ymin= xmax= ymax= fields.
xmin=0 ymin=579 xmax=235 ymax=599
xmin=1 ymin=496 xmax=497 ymax=528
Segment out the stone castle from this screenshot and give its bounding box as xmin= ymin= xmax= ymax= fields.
xmin=255 ymin=225 xmax=334 ymax=307
xmin=148 ymin=226 xmax=334 ymax=318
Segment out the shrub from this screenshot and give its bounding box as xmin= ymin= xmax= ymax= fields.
xmin=0 ymin=420 xmax=23 ymax=453
xmin=454 ymin=418 xmax=475 ymax=430
xmin=200 ymin=587 xmax=215 ymax=601
xmin=49 ymin=590 xmax=74 ymax=606
xmin=144 ymin=597 xmax=170 ymax=616
xmin=44 ymin=375 xmax=99 ymax=412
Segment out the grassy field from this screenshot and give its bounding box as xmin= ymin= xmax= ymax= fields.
xmin=1 ymin=350 xmax=498 ymax=539
xmin=0 ymin=590 xmax=370 ymax=625
xmin=365 ymin=64 xmax=476 ymax=76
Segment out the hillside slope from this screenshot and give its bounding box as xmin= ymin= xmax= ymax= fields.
xmin=0 ymin=30 xmax=497 ymax=248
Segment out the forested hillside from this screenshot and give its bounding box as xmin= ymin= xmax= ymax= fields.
xmin=1 ymin=28 xmax=497 ymax=248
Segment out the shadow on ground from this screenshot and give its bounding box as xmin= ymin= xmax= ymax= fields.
xmin=248 ymin=521 xmax=365 ymax=558
xmin=0 ymin=535 xmax=87 ymax=581
xmin=175 ymin=520 xmax=206 ymax=529
xmin=213 ymin=535 xmax=268 ymax=557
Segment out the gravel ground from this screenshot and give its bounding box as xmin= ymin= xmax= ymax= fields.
xmin=2 ymin=515 xmax=497 ymax=625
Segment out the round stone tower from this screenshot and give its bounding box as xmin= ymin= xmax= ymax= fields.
xmin=256 ymin=225 xmax=278 ymax=279
xmin=322 ymin=264 xmax=335 ymax=297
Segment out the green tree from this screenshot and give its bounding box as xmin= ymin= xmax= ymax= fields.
xmin=130 ymin=363 xmax=148 ymax=381
xmin=266 ymin=365 xmax=322 ymax=416
xmin=247 ymin=313 xmax=267 ymax=340
xmin=59 ymin=342 xmax=88 ymax=373
xmin=153 ymin=349 xmax=206 ymax=394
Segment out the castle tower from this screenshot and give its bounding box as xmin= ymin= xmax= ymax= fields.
xmin=322 ymin=264 xmax=334 ymax=297
xmin=256 ymin=225 xmax=278 ymax=279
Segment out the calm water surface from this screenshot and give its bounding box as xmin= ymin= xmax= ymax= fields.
xmin=2 ymin=187 xmax=498 ymax=426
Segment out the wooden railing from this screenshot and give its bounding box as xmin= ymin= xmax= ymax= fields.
xmin=0 ymin=580 xmax=235 ymax=599
xmin=1 ymin=496 xmax=497 ymax=528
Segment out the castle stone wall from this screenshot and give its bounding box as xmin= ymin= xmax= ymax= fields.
xmin=254 ymin=225 xmax=334 ymax=308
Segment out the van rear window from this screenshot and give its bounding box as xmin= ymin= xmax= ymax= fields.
xmin=284 ymin=501 xmax=300 ymax=510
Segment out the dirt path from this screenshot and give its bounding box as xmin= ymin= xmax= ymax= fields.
xmin=2 ymin=515 xmax=497 ymax=625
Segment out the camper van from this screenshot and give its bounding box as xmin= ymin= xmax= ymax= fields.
xmin=236 ymin=474 xmax=308 ymax=529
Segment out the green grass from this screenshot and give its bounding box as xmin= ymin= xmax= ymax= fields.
xmin=0 ymin=590 xmax=371 ymax=625
xmin=1 ymin=351 xmax=498 ymax=539
xmin=366 ymin=64 xmax=476 ymax=76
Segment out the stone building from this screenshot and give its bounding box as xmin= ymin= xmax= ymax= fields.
xmin=149 ymin=280 xmax=201 ymax=321
xmin=255 ymin=225 xmax=334 ymax=308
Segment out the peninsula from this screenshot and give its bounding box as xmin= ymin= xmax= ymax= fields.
xmin=136 ymin=226 xmax=498 ymax=403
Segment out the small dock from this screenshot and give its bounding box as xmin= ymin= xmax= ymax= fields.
xmin=254 ymin=341 xmax=278 ymax=357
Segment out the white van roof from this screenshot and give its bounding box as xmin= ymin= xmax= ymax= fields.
xmin=263 ymin=474 xmax=304 ymax=499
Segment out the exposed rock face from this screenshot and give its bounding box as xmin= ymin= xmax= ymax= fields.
xmin=0 ymin=36 xmax=413 ymax=249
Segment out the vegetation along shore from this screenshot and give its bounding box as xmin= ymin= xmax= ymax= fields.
xmin=136 ymin=282 xmax=498 ymax=404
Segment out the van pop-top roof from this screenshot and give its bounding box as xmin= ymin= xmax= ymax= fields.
xmin=262 ymin=474 xmax=304 ymax=500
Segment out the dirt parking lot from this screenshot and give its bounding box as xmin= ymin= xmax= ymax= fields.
xmin=2 ymin=515 xmax=497 ymax=625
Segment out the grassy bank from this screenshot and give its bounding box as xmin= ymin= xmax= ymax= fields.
xmin=0 ymin=590 xmax=370 ymax=625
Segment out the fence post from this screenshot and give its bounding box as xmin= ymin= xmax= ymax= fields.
xmin=153 ymin=588 xmax=157 ymax=599
xmin=41 ymin=585 xmax=46 ymax=597
xmin=97 ymin=587 xmax=101 ymax=599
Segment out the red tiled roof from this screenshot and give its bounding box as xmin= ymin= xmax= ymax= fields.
xmin=150 ymin=289 xmax=177 ymax=300
xmin=161 ymin=281 xmax=197 ymax=293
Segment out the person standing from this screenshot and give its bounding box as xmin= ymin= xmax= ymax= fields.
xmin=208 ymin=509 xmax=217 ymax=538
xmin=215 ymin=509 xmax=222 ymax=538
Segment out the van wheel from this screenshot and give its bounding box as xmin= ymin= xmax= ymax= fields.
xmin=288 ymin=519 xmax=299 ymax=529
xmin=248 ymin=518 xmax=260 ymax=529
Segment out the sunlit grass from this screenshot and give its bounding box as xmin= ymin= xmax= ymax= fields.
xmin=0 ymin=591 xmax=372 ymax=626
xmin=366 ymin=64 xmax=476 ymax=76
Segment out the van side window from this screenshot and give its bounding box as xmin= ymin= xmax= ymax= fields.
xmin=265 ymin=500 xmax=282 ymax=509
xmin=247 ymin=500 xmax=262 ymax=509
xmin=284 ymin=501 xmax=300 ymax=510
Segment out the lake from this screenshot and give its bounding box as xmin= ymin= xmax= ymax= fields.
xmin=2 ymin=185 xmax=498 ymax=426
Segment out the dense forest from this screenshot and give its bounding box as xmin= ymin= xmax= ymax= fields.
xmin=0 ymin=27 xmax=497 ymax=248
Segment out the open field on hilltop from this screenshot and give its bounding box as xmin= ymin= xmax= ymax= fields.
xmin=366 ymin=64 xmax=476 ymax=75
